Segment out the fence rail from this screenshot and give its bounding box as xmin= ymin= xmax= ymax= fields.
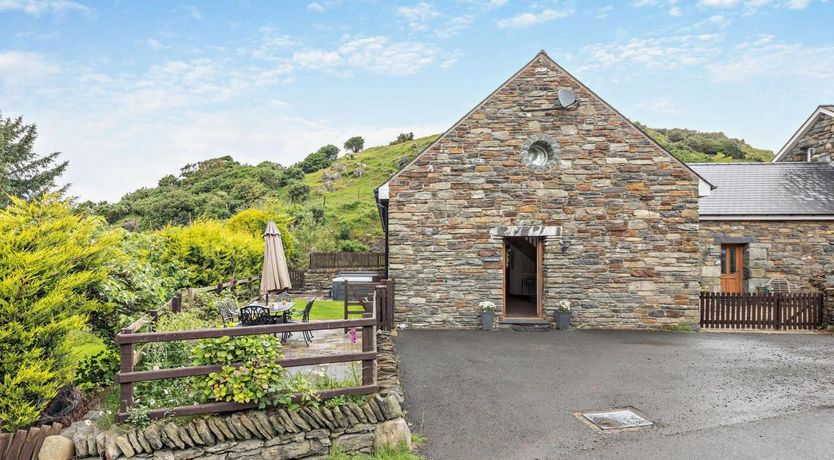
xmin=309 ymin=252 xmax=384 ymax=270
xmin=700 ymin=291 xmax=824 ymax=330
xmin=114 ymin=279 xmax=397 ymax=423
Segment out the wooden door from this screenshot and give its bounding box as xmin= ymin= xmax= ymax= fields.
xmin=536 ymin=238 xmax=544 ymax=318
xmin=720 ymin=244 xmax=744 ymax=293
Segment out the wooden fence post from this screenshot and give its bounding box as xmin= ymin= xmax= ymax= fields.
xmin=117 ymin=328 xmax=135 ymax=423
xmin=774 ymin=293 xmax=781 ymax=330
xmin=361 ymin=311 xmax=376 ymax=387
xmin=171 ymin=293 xmax=182 ymax=313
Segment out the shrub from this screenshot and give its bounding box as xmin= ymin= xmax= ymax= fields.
xmin=157 ymin=220 xmax=262 ymax=287
xmin=287 ymin=182 xmax=311 ymax=203
xmin=226 ymin=208 xmax=297 ymax=263
xmin=336 ymin=239 xmax=369 ymax=252
xmin=0 ymin=196 xmax=117 ymax=430
xmin=192 ymin=335 xmax=283 ymax=366
xmin=75 ymin=349 xmax=120 ymax=392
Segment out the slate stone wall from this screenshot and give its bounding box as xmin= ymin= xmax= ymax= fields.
xmin=387 ymin=54 xmax=702 ymax=329
xmin=781 ymin=113 xmax=834 ymax=163
xmin=699 ymin=220 xmax=834 ymax=292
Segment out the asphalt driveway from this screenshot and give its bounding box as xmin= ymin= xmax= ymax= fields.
xmin=396 ymin=330 xmax=834 ymax=459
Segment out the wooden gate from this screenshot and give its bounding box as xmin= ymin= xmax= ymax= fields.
xmin=700 ymin=291 xmax=824 ymax=330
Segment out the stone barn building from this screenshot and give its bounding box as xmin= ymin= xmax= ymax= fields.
xmin=375 ymin=51 xmax=714 ymax=329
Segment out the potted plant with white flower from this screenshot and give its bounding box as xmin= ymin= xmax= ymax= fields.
xmin=479 ymin=301 xmax=496 ymax=330
xmin=555 ymin=300 xmax=572 ymax=330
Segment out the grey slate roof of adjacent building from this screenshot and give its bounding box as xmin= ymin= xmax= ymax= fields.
xmin=689 ymin=162 xmax=834 ymax=217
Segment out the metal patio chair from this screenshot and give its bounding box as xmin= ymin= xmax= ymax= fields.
xmin=238 ymin=305 xmax=276 ymax=327
xmin=282 ymin=297 xmax=317 ymax=346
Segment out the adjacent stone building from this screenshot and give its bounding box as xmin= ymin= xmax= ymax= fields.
xmin=692 ymin=163 xmax=834 ymax=293
xmin=773 ymin=105 xmax=834 ymax=163
xmin=375 ymin=51 xmax=712 ymax=329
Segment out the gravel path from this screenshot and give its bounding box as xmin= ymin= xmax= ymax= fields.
xmin=396 ymin=330 xmax=834 ymax=459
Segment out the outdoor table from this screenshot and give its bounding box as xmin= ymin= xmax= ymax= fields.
xmin=268 ymin=302 xmax=294 ymax=323
xmin=236 ymin=302 xmax=294 ymax=324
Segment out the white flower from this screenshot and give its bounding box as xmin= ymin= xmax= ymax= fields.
xmin=479 ymin=301 xmax=496 ymax=312
xmin=557 ymin=300 xmax=571 ymax=312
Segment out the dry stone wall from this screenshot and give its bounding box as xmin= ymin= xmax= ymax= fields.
xmin=61 ymin=333 xmax=409 ymax=460
xmin=387 ymin=53 xmax=701 ymax=329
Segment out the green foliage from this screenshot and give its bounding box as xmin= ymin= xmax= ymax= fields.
xmin=193 ymin=335 xmax=296 ymax=409
xmin=0 ymin=196 xmax=116 ymax=430
xmin=344 ymin=136 xmax=365 ymax=153
xmin=125 ymin=405 xmax=151 ymax=430
xmin=93 ymin=230 xmax=183 ymax=338
xmin=0 ymin=112 xmax=68 ymax=208
xmin=390 ymin=132 xmax=414 ymax=145
xmin=638 ymin=123 xmax=774 ymax=163
xmin=134 ymin=310 xmax=216 ymax=409
xmin=336 ymin=239 xmax=369 ymax=252
xmin=225 ymin=207 xmax=298 ymax=265
xmin=287 ymin=182 xmax=311 ymax=203
xmin=327 ymin=444 xmax=421 ymax=460
xmin=93 ymin=155 xmax=283 ymax=230
xmin=75 ymin=349 xmax=120 ymax=392
xmin=201 ymin=362 xmax=288 ymax=408
xmin=192 ymin=335 xmax=283 ymax=366
xmin=157 ymin=219 xmax=263 ymax=287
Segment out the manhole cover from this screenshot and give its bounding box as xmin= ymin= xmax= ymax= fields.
xmin=581 ymin=408 xmax=653 ymax=430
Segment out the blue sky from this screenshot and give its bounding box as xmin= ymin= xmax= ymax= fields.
xmin=1 ymin=0 xmax=832 ymax=201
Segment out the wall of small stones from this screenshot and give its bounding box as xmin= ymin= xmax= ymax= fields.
xmin=61 ymin=333 xmax=409 ymax=460
xmin=699 ymin=220 xmax=834 ymax=293
xmin=779 ymin=113 xmax=834 ymax=163
xmin=387 ymin=53 xmax=702 ymax=329
xmin=302 ymin=268 xmax=382 ymax=291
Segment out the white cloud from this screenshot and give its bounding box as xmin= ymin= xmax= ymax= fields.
xmin=580 ymin=34 xmax=722 ymax=71
xmin=0 ymin=0 xmax=88 ymax=15
xmin=634 ymin=97 xmax=682 ymax=115
xmin=397 ymin=2 xmax=440 ymax=32
xmin=707 ymin=36 xmax=834 ymax=83
xmin=307 ymin=2 xmax=325 ymax=12
xmin=786 ymin=0 xmax=811 ymax=8
xmin=290 ymin=36 xmax=437 ymax=76
xmin=435 ymin=15 xmax=473 ymax=38
xmin=0 ymin=51 xmax=60 ymax=87
xmin=146 ymin=38 xmax=167 ymax=50
xmin=339 ymin=36 xmax=437 ymax=75
xmin=292 ymin=49 xmax=342 ymax=69
xmin=496 ymin=7 xmax=575 ymax=29
xmin=487 ymin=0 xmax=508 ymax=9
xmin=595 ymin=5 xmax=614 ymax=17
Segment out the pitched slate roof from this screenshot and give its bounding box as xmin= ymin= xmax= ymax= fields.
xmin=690 ymin=162 xmax=834 ymax=218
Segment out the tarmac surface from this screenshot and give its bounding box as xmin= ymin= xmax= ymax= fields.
xmin=395 ymin=329 xmax=834 ymax=459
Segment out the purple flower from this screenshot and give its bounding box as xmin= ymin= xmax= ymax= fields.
xmin=350 ymin=327 xmax=357 ymax=344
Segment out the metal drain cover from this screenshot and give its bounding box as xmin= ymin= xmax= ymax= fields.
xmin=582 ymin=409 xmax=653 ymax=430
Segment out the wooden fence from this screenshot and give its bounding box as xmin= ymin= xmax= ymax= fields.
xmin=0 ymin=422 xmax=63 ymax=460
xmin=289 ymin=268 xmax=305 ymax=289
xmin=114 ymin=292 xmax=390 ymax=422
xmin=700 ymin=291 xmax=824 ymax=330
xmin=309 ymin=252 xmax=384 ymax=270
xmin=341 ymin=280 xmax=395 ymax=332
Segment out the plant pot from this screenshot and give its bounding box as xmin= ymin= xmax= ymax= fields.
xmin=481 ymin=311 xmax=495 ymax=330
xmin=555 ymin=311 xmax=572 ymax=330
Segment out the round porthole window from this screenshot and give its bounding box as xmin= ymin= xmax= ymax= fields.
xmin=526 ymin=141 xmax=552 ymax=167
xmin=521 ymin=135 xmax=559 ymax=170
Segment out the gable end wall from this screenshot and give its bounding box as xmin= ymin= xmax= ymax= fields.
xmin=387 ymin=55 xmax=701 ymax=329
xmin=780 ymin=114 xmax=834 ymax=163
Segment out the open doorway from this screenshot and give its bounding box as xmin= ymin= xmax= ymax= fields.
xmin=503 ymin=236 xmax=543 ymax=318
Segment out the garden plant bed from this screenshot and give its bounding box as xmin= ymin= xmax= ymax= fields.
xmin=61 ymin=332 xmax=409 ymax=459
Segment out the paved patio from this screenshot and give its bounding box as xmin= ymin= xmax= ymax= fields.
xmin=282 ymin=326 xmax=362 ymax=380
xmin=396 ymin=330 xmax=834 ymax=459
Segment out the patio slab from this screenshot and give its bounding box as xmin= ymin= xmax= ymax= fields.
xmin=396 ymin=330 xmax=834 ymax=459
xmin=282 ymin=326 xmax=362 ymax=380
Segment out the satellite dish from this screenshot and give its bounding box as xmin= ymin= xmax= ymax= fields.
xmin=557 ymin=88 xmax=577 ymax=108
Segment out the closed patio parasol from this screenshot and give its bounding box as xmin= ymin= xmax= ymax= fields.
xmin=260 ymin=221 xmax=292 ymax=299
